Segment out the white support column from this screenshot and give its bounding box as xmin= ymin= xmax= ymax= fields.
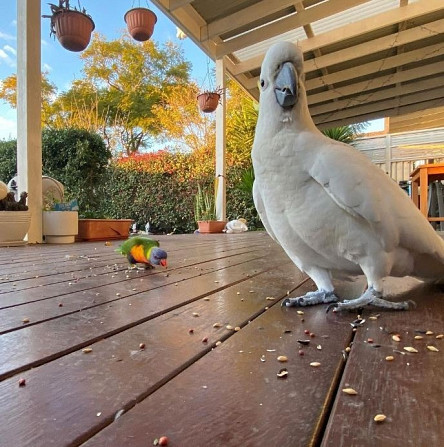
xmin=215 ymin=57 xmax=226 ymax=221
xmin=17 ymin=0 xmax=43 ymax=243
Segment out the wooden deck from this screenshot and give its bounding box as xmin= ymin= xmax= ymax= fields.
xmin=0 ymin=232 xmax=443 ymax=447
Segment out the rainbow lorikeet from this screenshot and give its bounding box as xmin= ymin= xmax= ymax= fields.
xmin=117 ymin=236 xmax=167 ymax=269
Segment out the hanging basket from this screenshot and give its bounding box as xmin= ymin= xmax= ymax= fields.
xmin=52 ymin=9 xmax=95 ymax=52
xmin=197 ymin=92 xmax=220 ymax=113
xmin=124 ymin=7 xmax=157 ymax=42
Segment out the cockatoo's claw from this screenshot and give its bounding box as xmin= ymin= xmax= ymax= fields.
xmin=328 ymin=288 xmax=415 ymax=311
xmin=282 ymin=290 xmax=339 ymax=307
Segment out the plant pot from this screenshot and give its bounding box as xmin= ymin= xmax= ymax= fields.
xmin=124 ymin=8 xmax=157 ymax=42
xmin=76 ymin=218 xmax=133 ymax=241
xmin=197 ymin=220 xmax=226 ymax=234
xmin=43 ymin=211 xmax=78 ymax=244
xmin=197 ymin=92 xmax=220 ymax=113
xmin=0 ymin=211 xmax=31 ymax=246
xmin=53 ymin=9 xmax=95 ymax=52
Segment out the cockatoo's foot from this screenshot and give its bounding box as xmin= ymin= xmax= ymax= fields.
xmin=282 ymin=290 xmax=339 ymax=307
xmin=326 ymin=287 xmax=415 ymax=312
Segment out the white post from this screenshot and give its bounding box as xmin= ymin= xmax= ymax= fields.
xmin=17 ymin=0 xmax=42 ymax=243
xmin=215 ymin=57 xmax=226 ymax=221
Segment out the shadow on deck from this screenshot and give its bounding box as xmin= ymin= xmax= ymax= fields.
xmin=0 ymin=232 xmax=442 ymax=446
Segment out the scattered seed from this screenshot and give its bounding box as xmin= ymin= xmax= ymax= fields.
xmin=436 ymin=334 xmax=444 ymax=339
xmin=345 ymin=346 xmax=351 ymax=353
xmin=192 ymin=312 xmax=200 ymax=317
xmin=115 ymin=293 xmax=120 ymax=297
xmin=236 ymin=292 xmax=241 ymax=295
xmin=266 ymin=349 xmax=276 ymax=352
xmin=351 ymin=318 xmax=366 ymax=328
xmin=342 ymin=388 xmax=358 ymax=395
xmin=277 ymin=368 xmax=288 ymax=378
xmin=385 ymin=356 xmax=395 ymax=361
xmin=213 ymin=323 xmax=222 ymax=328
xmin=96 ymin=412 xmax=102 ymax=417
xmin=317 ymin=345 xmax=322 ymax=350
xmin=188 ymin=328 xmax=194 ymax=334
xmin=202 ymin=337 xmax=208 ymax=343
xmin=139 ymin=343 xmax=146 ymax=350
xmin=403 ymin=347 xmax=418 ymax=353
xmin=158 ymin=436 xmax=169 ymax=446
xmin=310 ymin=362 xmax=321 ymax=367
xmin=392 ymin=335 xmax=401 ymax=342
xmin=226 ymin=325 xmax=234 ymax=330
xmin=304 ymin=329 xmax=310 ymax=334
xmin=310 ymin=332 xmax=316 ymax=338
xmin=297 ymin=339 xmax=311 ymax=345
xmin=414 ymin=335 xmax=423 ymax=340
xmin=234 ymin=326 xmax=241 ymax=332
xmin=427 ymin=345 xmax=439 ymax=352
xmin=426 ymin=330 xmax=434 ymax=335
xmin=82 ymin=347 xmax=93 ymax=354
xmin=374 ymin=414 xmax=387 ymax=423
xmin=266 ymin=296 xmax=275 ymax=301
xmin=296 ymin=311 xmax=304 ymax=315
xmin=215 ymin=341 xmax=222 ymax=346
xmin=277 ymin=355 xmax=288 ymax=362
xmin=18 ymin=378 xmax=26 ymax=387
xmin=367 ymin=338 xmax=374 ymax=343
xmin=298 ymin=350 xmax=304 ymax=356
xmin=203 ymin=297 xmax=210 ymax=301
xmin=260 ymin=355 xmax=266 ymax=362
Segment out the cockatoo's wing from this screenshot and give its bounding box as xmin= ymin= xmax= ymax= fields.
xmin=309 ymin=138 xmax=444 ymax=260
xmin=253 ymin=180 xmax=279 ymax=244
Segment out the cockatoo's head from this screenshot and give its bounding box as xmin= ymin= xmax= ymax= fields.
xmin=149 ymin=247 xmax=168 ymax=267
xmin=259 ymin=41 xmax=304 ymax=112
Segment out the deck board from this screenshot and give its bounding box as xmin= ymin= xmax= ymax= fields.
xmin=0 ymin=232 xmax=443 ymax=446
xmin=321 ymin=278 xmax=444 ymax=447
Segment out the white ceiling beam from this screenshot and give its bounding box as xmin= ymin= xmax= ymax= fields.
xmin=242 ymin=40 xmax=444 ymax=90
xmin=203 ymin=0 xmax=339 ymax=41
xmin=315 ymin=96 xmax=444 ymax=129
xmin=168 ymin=0 xmax=194 ymax=12
xmin=310 ymin=76 xmax=444 ymax=116
xmin=214 ymin=0 xmax=371 ymax=57
xmin=307 ymin=60 xmax=444 ymax=105
xmin=231 ymin=5 xmax=444 ymax=75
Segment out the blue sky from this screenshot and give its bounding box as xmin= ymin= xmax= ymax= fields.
xmin=0 ymin=0 xmax=213 ymax=140
xmin=0 ymin=1 xmax=384 ymax=141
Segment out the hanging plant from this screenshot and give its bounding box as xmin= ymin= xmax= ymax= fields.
xmin=43 ymin=0 xmax=95 ymax=52
xmin=124 ymin=7 xmax=157 ymax=42
xmin=197 ymin=87 xmax=224 ymax=113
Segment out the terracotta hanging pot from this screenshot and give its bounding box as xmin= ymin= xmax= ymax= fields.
xmin=124 ymin=7 xmax=157 ymax=42
xmin=197 ymin=92 xmax=220 ymax=113
xmin=52 ymin=9 xmax=95 ymax=52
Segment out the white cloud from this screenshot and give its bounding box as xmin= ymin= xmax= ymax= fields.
xmin=0 ymin=31 xmax=15 ymax=41
xmin=0 ymin=48 xmax=15 ymax=67
xmin=3 ymin=45 xmax=16 ymax=55
xmin=0 ymin=116 xmax=17 ymax=141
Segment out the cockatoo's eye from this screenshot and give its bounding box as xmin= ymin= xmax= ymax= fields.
xmin=260 ymin=79 xmax=266 ymax=89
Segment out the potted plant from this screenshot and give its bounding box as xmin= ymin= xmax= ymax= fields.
xmin=0 ymin=181 xmax=31 ymax=246
xmin=41 ymin=176 xmax=79 ymax=244
xmin=124 ymin=7 xmax=157 ymax=42
xmin=76 ymin=216 xmax=134 ymax=241
xmin=43 ymin=0 xmax=95 ymax=52
xmin=197 ymin=87 xmax=223 ymax=113
xmin=194 ymin=183 xmax=226 ymax=233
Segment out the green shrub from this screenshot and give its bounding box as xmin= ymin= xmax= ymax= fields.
xmin=0 ymin=139 xmax=17 ymax=183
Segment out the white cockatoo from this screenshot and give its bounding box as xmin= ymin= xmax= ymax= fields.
xmin=252 ymin=41 xmax=444 ymax=311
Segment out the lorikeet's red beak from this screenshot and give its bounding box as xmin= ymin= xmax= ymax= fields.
xmin=160 ymin=259 xmax=167 ymax=267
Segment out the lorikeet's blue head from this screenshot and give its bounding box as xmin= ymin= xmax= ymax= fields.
xmin=150 ymin=247 xmax=167 ymax=267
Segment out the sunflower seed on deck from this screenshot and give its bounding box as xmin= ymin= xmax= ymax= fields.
xmin=374 ymin=414 xmax=386 ymax=422
xmin=296 ymin=311 xmax=304 ymax=315
xmin=427 ymin=345 xmax=439 ymax=352
xmin=310 ymin=362 xmax=321 ymax=367
xmin=385 ymin=356 xmax=394 ymax=361
xmin=277 ymin=355 xmax=288 ymax=362
xmin=414 ymin=335 xmax=423 ymax=340
xmin=436 ymin=334 xmax=444 ymax=339
xmin=403 ymin=347 xmax=418 ymax=353
xmin=277 ymin=368 xmax=288 ymax=378
xmin=426 ymin=330 xmax=434 ymax=335
xmin=342 ymin=388 xmax=358 ymax=395
xmin=392 ymin=335 xmax=401 ymax=342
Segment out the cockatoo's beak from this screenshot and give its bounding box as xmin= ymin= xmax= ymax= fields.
xmin=160 ymin=259 xmax=167 ymax=267
xmin=274 ymin=61 xmax=297 ymax=108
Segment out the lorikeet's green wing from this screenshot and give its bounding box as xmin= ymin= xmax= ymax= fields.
xmin=117 ymin=237 xmax=160 ymax=265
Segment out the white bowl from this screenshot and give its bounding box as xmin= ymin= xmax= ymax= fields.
xmin=0 ymin=211 xmax=31 ymax=244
